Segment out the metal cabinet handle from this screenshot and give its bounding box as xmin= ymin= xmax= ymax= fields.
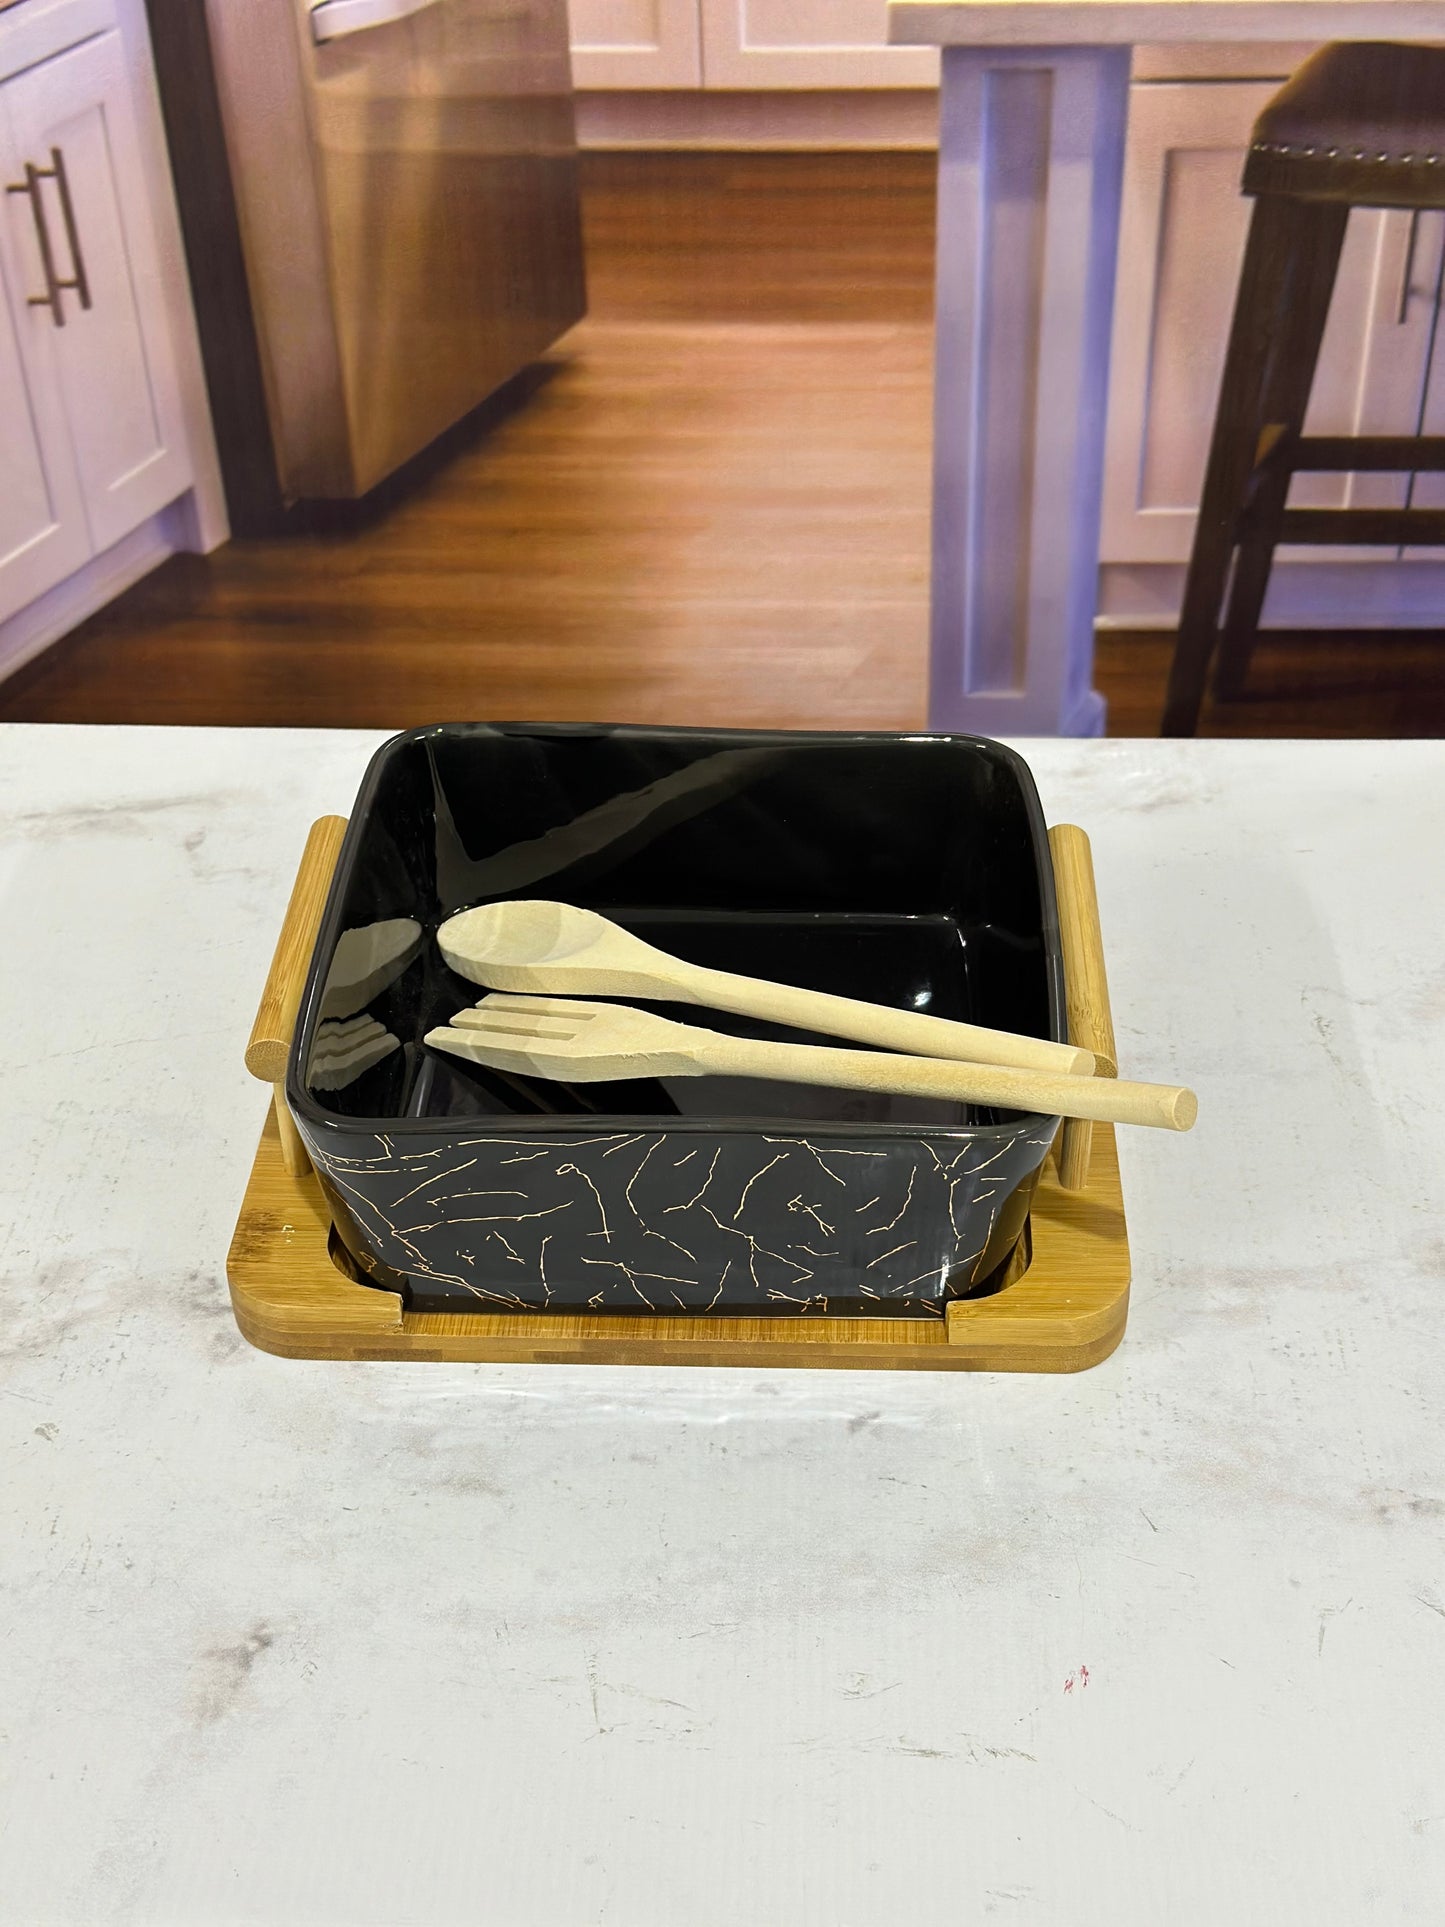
xmin=310 ymin=0 xmax=444 ymax=43
xmin=47 ymin=146 xmax=91 ymax=313
xmin=4 ymin=147 xmax=92 ymax=328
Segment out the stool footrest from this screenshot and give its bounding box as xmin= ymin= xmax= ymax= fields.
xmin=1275 ymin=435 xmax=1445 ymax=474
xmin=1260 ymin=507 xmax=1445 ymax=545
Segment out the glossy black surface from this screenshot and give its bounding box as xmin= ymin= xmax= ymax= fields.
xmin=288 ymin=723 xmax=1066 ymax=1317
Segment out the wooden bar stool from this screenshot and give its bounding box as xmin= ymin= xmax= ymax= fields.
xmin=1162 ymin=44 xmax=1445 ymax=736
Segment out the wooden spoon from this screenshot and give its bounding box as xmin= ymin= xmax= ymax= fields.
xmin=437 ymin=900 xmax=1092 ymax=1077
xmin=427 ymin=995 xmax=1196 ymax=1132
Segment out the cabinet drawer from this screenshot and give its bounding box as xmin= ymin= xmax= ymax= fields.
xmin=0 ymin=0 xmax=112 ymax=85
xmin=701 ymin=0 xmax=937 ymax=89
xmin=567 ymin=0 xmax=703 ymax=87
xmin=1130 ymin=42 xmax=1316 ymax=81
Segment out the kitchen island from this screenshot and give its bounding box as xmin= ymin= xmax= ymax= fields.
xmin=891 ymin=0 xmax=1445 ymax=734
xmin=3 ymin=724 xmax=1444 ymax=1922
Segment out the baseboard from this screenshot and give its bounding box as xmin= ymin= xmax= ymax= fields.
xmin=571 ymin=60 xmax=1314 ymax=151
xmin=0 ymin=501 xmax=190 ymax=685
xmin=1097 ymin=560 xmax=1445 ymax=630
xmin=575 ymin=89 xmax=940 ymax=150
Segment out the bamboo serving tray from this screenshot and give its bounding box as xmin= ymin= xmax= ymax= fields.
xmin=227 ymin=823 xmax=1131 ymax=1372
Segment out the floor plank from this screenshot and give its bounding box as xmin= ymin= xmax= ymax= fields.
xmin=1098 ymin=626 xmax=1445 ymax=736
xmin=0 ymin=319 xmax=933 ymax=729
xmin=1 ymin=152 xmax=1441 ymax=736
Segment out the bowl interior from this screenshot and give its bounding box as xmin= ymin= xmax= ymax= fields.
xmin=296 ymin=725 xmax=1062 ymax=1130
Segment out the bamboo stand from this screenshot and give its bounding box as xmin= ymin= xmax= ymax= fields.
xmin=227 ymin=824 xmax=1131 ymax=1372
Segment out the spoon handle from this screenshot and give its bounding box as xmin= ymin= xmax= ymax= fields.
xmin=667 ymin=959 xmax=1092 ymax=1077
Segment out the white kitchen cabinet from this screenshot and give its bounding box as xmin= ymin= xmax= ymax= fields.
xmin=0 ymin=185 xmax=90 ymax=623
xmin=699 ymin=0 xmax=936 ymax=88
xmin=1101 ymin=81 xmax=1441 ymax=568
xmin=568 ymin=0 xmax=936 ymax=89
xmin=0 ymin=0 xmax=221 ymax=669
xmin=1 ymin=28 xmax=191 ymax=557
xmin=567 ymin=0 xmax=702 ymax=86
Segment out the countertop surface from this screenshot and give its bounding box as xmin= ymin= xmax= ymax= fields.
xmin=890 ymin=0 xmax=1445 ymax=44
xmin=3 ymin=725 xmax=1444 ymax=1927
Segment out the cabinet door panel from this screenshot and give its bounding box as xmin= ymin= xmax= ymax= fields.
xmin=4 ymin=30 xmax=189 ymax=552
xmin=699 ymin=0 xmax=938 ymax=89
xmin=567 ymin=0 xmax=702 ymax=87
xmin=0 ymin=98 xmax=90 ymax=623
xmin=1102 ymin=83 xmax=1435 ymax=566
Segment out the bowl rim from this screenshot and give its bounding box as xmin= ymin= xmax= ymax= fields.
xmin=286 ymin=721 xmax=1068 ymax=1145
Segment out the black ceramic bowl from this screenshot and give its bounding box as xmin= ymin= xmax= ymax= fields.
xmin=287 ymin=723 xmax=1066 ymax=1320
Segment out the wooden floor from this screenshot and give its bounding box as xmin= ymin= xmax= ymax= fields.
xmin=3 ymin=152 xmax=1443 ymax=737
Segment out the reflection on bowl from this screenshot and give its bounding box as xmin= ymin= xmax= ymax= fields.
xmin=308 ymin=1014 xmax=401 ymax=1091
xmin=318 ymin=917 xmax=422 ymax=1019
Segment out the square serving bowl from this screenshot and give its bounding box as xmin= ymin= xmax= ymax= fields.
xmin=287 ymin=723 xmax=1067 ymax=1320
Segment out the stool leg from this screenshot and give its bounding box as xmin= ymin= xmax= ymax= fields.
xmin=1213 ymin=200 xmax=1350 ymax=701
xmin=1163 ymin=197 xmax=1327 ymax=736
xmin=1212 ymin=496 xmax=1278 ymax=699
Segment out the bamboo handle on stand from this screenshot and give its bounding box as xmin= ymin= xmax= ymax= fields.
xmin=1048 ymin=824 xmax=1117 ymax=1190
xmin=245 ymin=815 xmax=349 ymax=1177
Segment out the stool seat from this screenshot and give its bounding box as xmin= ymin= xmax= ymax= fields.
xmin=1245 ymin=42 xmax=1445 ymax=208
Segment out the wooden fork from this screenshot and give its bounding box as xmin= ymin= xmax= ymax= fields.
xmin=425 ymin=995 xmax=1197 ymax=1131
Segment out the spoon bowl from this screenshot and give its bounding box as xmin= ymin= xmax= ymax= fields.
xmin=440 ymin=900 xmax=688 ymax=997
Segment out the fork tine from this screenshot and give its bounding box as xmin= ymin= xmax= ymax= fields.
xmin=477 ymin=993 xmax=599 ymax=1022
xmin=449 ymin=1012 xmax=576 ymax=1041
xmin=426 ymin=1026 xmax=511 ymax=1055
xmin=428 ymin=1021 xmax=557 ymax=1047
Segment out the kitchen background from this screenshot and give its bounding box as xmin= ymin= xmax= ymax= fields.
xmin=1 ymin=0 xmax=1442 ymax=735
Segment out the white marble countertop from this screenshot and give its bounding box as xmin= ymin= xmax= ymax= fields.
xmin=3 ymin=725 xmax=1444 ymax=1925
xmin=891 ymin=0 xmax=1445 ymax=43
